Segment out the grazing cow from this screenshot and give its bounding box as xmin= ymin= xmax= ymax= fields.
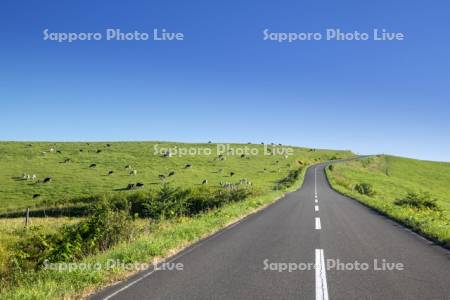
xmin=96 ymin=149 xmax=102 ymax=153
xmin=184 ymin=164 xmax=192 ymax=169
xmin=50 ymin=148 xmax=55 ymax=153
xmin=63 ymin=158 xmax=71 ymax=163
xmin=239 ymin=178 xmax=248 ymax=185
xmin=230 ymin=172 xmax=235 ymax=177
xmin=127 ymin=183 xmax=135 ymax=190
xmin=56 ymin=150 xmax=62 ymax=154
xmin=162 ymin=150 xmax=172 ymax=158
xmin=221 ymin=182 xmax=235 ymax=189
xmin=202 ymin=179 xmax=208 ymax=184
xmin=158 ymin=174 xmax=166 ymax=180
xmin=130 ymin=169 xmax=137 ymax=176
xmin=43 ymin=177 xmax=52 ymax=183
xmin=108 ymin=171 xmax=114 ymax=175
xmin=79 ymin=149 xmax=83 ymax=152
xmin=89 ymin=163 xmax=97 ymax=168
xmin=32 ymin=194 xmax=40 ymax=199
xmin=22 ymin=173 xmax=27 ymax=180
xmin=168 ymin=171 xmax=175 ymax=177
xmin=125 ymin=165 xmax=132 ymax=169
xmin=136 ymin=182 xmax=144 ymax=187
xmin=31 ymin=174 xmax=36 ymax=180
xmin=106 ymin=144 xmax=111 ymax=147
xmin=240 ymin=154 xmax=246 ymax=158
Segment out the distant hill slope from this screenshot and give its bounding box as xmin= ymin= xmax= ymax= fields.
xmin=0 ymin=141 xmax=353 ymax=212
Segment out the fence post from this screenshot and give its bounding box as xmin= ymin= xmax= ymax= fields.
xmin=25 ymin=207 xmax=30 ymax=228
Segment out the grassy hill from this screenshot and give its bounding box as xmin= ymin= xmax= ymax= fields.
xmin=0 ymin=141 xmax=353 ymax=299
xmin=326 ymin=155 xmax=450 ymax=247
xmin=0 ymin=141 xmax=352 ymax=213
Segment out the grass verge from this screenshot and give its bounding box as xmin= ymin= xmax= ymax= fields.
xmin=0 ymin=165 xmax=311 ymax=299
xmin=325 ymin=155 xmax=450 ymax=248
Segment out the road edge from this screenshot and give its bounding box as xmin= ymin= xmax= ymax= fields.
xmin=86 ymin=164 xmax=315 ymax=299
xmin=323 ymin=161 xmax=450 ymax=251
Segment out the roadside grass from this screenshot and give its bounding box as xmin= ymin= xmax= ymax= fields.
xmin=326 ymin=155 xmax=450 ymax=248
xmin=1 ymin=177 xmax=297 ymax=299
xmin=0 ymin=218 xmax=80 ymax=275
xmin=0 ymin=141 xmax=353 ymax=299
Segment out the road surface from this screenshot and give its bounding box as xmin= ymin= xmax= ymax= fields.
xmin=92 ymin=164 xmax=450 ymax=300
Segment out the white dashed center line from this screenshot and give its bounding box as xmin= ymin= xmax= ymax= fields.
xmin=315 ymin=249 xmax=329 ymax=300
xmin=315 ymin=217 xmax=321 ymax=230
xmin=314 ymin=167 xmax=329 ymax=300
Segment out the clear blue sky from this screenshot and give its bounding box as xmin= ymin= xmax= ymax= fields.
xmin=1 ymin=1 xmax=449 ymax=161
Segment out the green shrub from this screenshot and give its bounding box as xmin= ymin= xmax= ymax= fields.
xmin=395 ymin=192 xmax=441 ymax=211
xmin=128 ymin=185 xmax=251 ymax=219
xmin=328 ymin=165 xmax=334 ymax=171
xmin=354 ymin=183 xmax=375 ymax=196
xmin=275 ymin=168 xmax=302 ymax=190
xmin=11 ymin=199 xmax=132 ymax=271
xmin=8 ymin=184 xmax=251 ymax=274
xmin=360 ymin=158 xmax=373 ymax=168
xmin=154 ymin=185 xmax=191 ymax=218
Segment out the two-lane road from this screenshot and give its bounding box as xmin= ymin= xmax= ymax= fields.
xmin=92 ymin=164 xmax=450 ymax=300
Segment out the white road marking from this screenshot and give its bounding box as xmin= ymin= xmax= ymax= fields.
xmin=315 ymin=199 xmax=318 ymax=204
xmin=315 ymin=217 xmax=321 ymax=230
xmin=314 ymin=168 xmax=317 ymax=194
xmin=101 ymin=213 xmax=246 ymax=299
xmin=102 ymin=165 xmax=329 ymax=300
xmin=102 ymin=250 xmax=188 ymax=300
xmin=315 ymin=205 xmax=319 ymax=212
xmin=315 ymin=249 xmax=329 ymax=300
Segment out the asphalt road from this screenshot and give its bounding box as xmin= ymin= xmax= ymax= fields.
xmin=91 ymin=164 xmax=450 ymax=300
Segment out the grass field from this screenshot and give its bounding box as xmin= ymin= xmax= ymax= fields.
xmin=0 ymin=141 xmax=353 ymax=299
xmin=326 ymin=155 xmax=450 ymax=247
xmin=0 ymin=141 xmax=350 ymax=213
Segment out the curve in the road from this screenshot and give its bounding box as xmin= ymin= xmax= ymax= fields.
xmin=91 ymin=164 xmax=450 ymax=300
